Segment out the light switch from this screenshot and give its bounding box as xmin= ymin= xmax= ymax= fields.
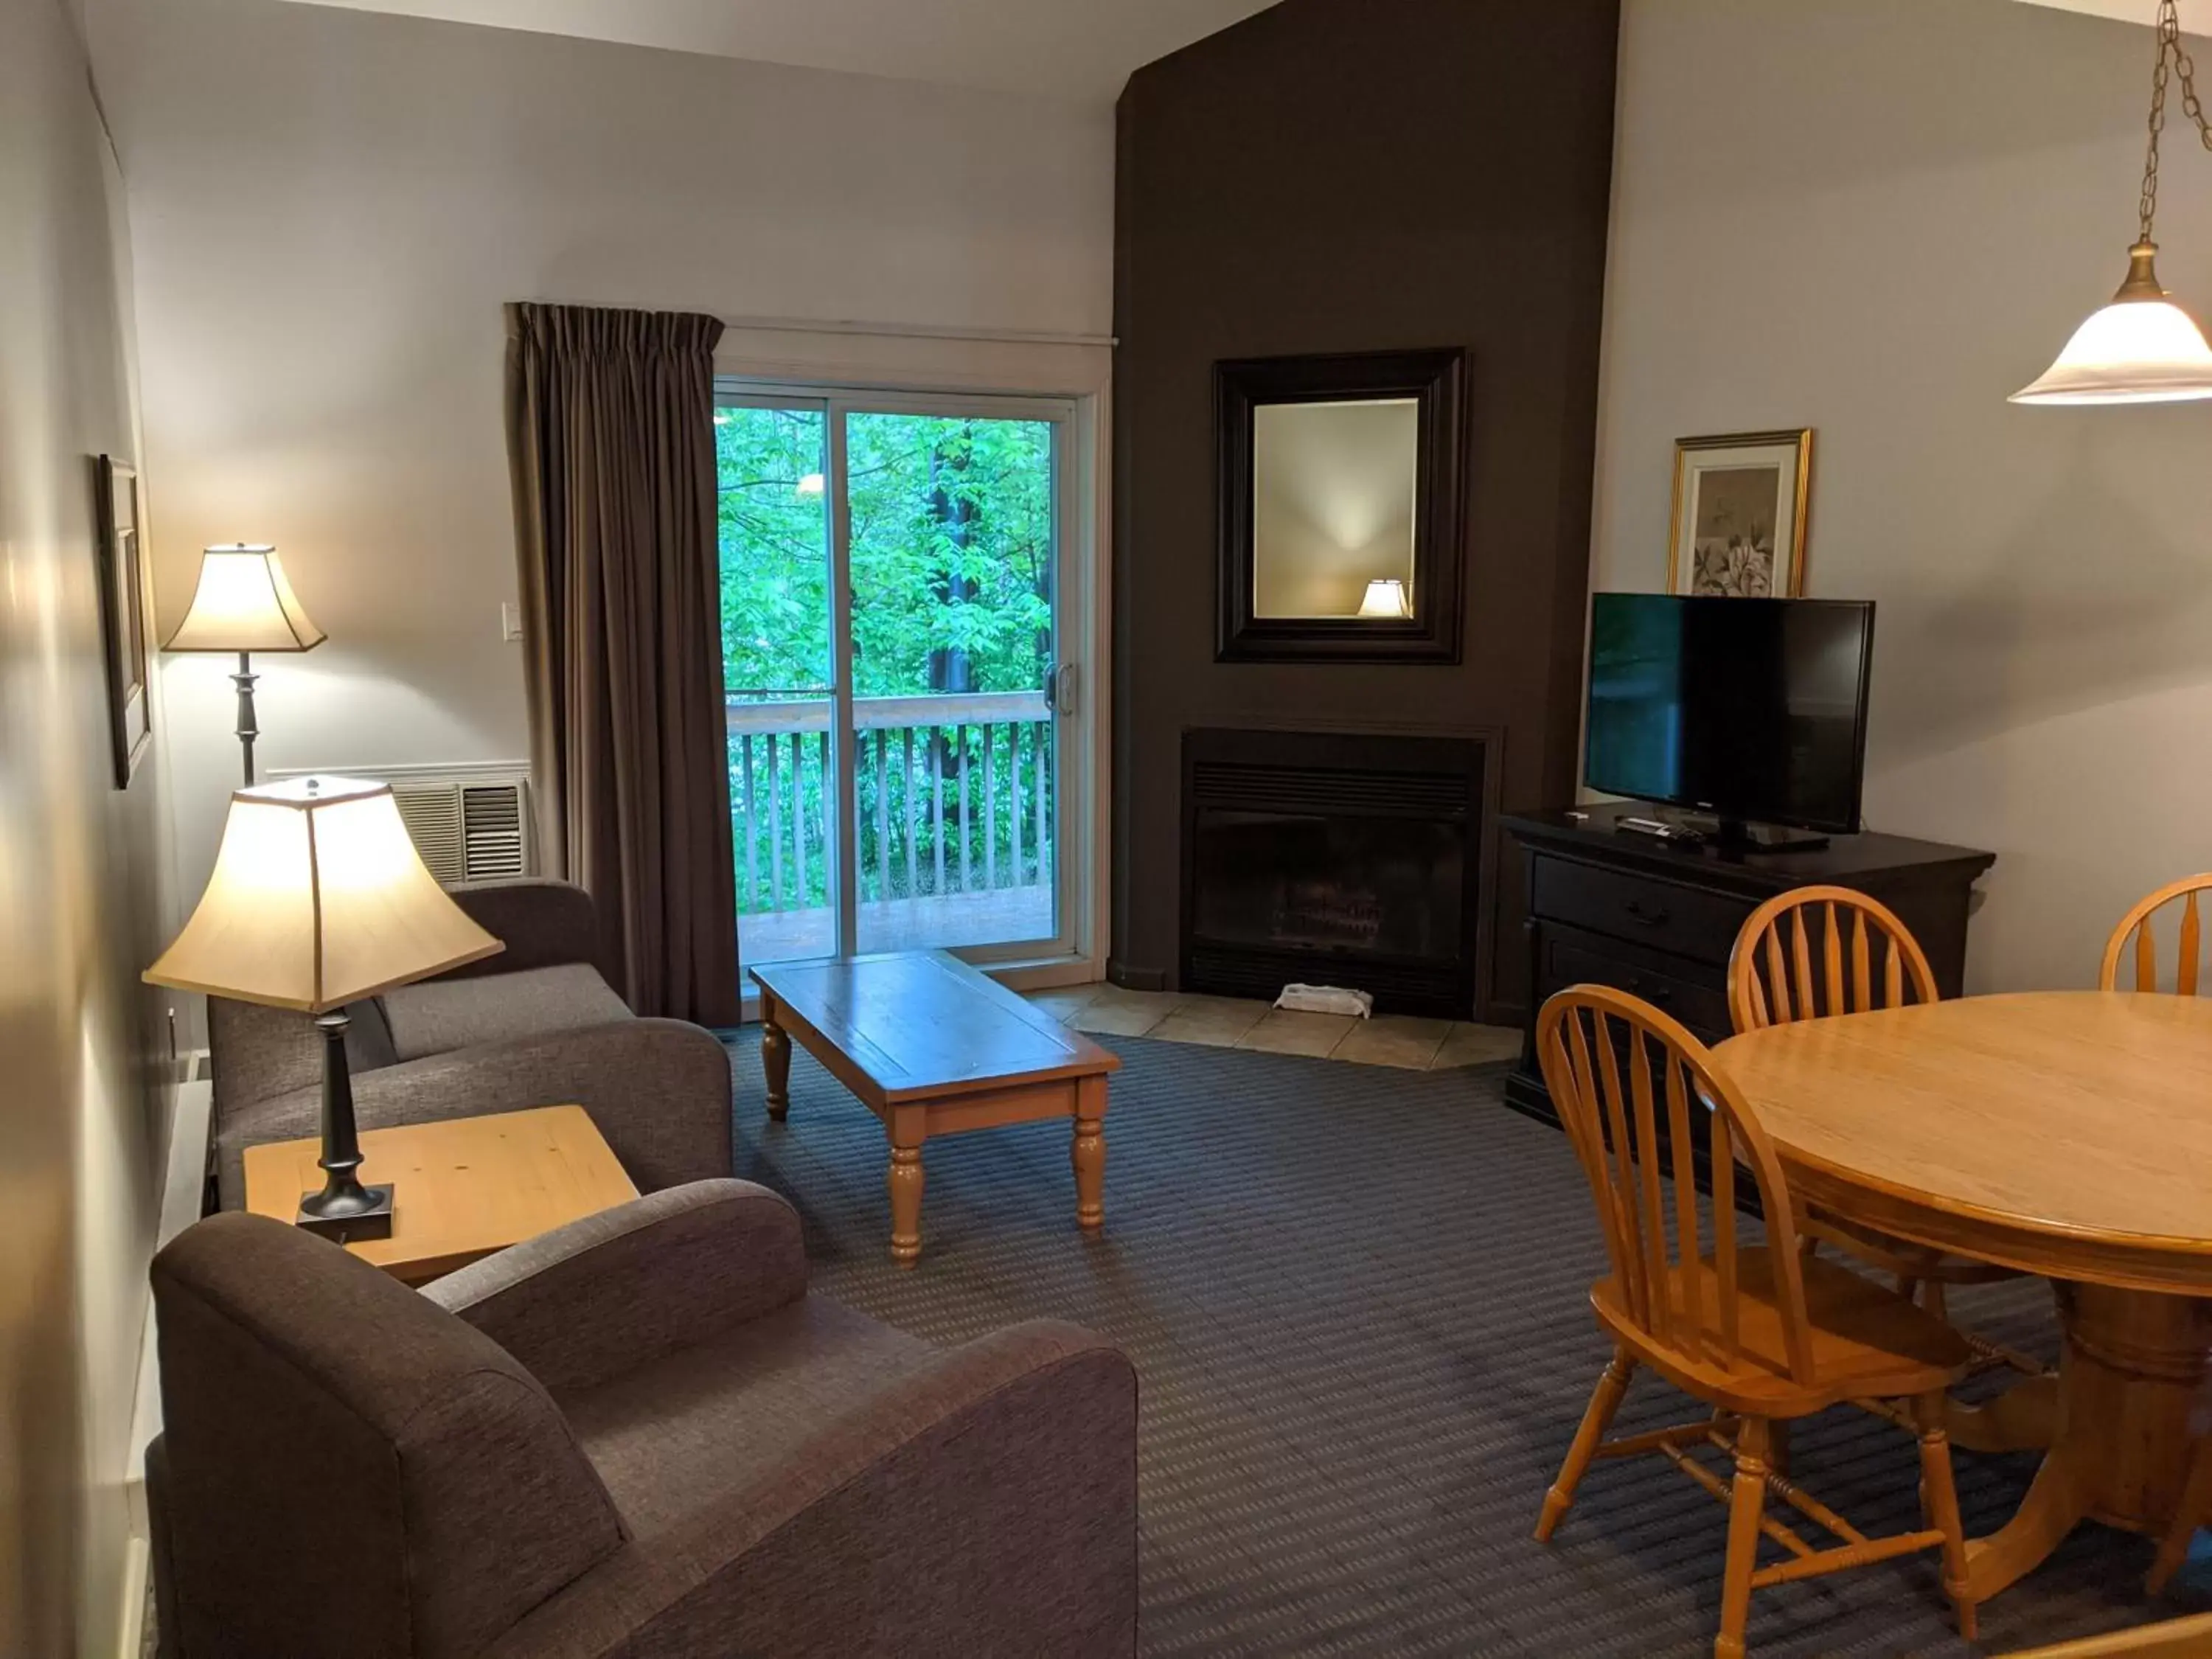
xmin=501 ymin=602 xmax=524 ymax=642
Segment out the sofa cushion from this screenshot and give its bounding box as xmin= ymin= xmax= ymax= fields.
xmin=379 ymin=963 xmax=631 ymax=1062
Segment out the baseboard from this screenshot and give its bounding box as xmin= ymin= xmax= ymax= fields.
xmin=1105 ymin=958 xmax=1167 ymax=992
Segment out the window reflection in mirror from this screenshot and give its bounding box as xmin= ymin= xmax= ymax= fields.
xmin=1250 ymin=398 xmax=1419 ymax=621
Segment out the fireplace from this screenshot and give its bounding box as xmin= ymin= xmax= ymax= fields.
xmin=1180 ymin=729 xmax=1486 ymax=1019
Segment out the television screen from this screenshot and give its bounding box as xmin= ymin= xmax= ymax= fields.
xmin=1585 ymin=594 xmax=1874 ymax=835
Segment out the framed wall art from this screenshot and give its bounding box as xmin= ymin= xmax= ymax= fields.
xmin=1666 ymin=428 xmax=1813 ymax=597
xmin=95 ymin=455 xmax=153 ymax=787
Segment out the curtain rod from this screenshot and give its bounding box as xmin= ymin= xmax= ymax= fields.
xmin=717 ymin=313 xmax=1116 ymax=349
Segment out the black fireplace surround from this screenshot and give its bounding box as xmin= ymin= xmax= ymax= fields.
xmin=1180 ymin=730 xmax=1486 ymax=1019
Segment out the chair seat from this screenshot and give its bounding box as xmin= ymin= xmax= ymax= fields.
xmin=1591 ymin=1246 xmax=1975 ymax=1416
xmin=558 ymin=1295 xmax=932 ymax=1540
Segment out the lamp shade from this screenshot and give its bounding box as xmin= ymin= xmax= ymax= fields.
xmin=1357 ymin=577 xmax=1411 ymax=619
xmin=163 ymin=543 xmax=327 ymax=653
xmin=145 ymin=776 xmax=501 ymax=1012
xmin=2012 ymin=242 xmax=2212 ymax=406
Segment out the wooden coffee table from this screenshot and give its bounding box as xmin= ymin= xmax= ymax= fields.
xmin=242 ymin=1104 xmax=637 ymax=1284
xmin=751 ymin=951 xmax=1120 ymax=1267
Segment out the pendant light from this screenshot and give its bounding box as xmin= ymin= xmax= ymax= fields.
xmin=2013 ymin=0 xmax=2212 ymax=405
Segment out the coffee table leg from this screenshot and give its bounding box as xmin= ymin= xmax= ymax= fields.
xmin=1072 ymin=1074 xmax=1107 ymax=1233
xmin=888 ymin=1107 xmax=926 ymax=1268
xmin=761 ymin=992 xmax=790 ymax=1124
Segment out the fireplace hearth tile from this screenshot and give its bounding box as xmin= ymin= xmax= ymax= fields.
xmin=1430 ymin=1023 xmax=1522 ymax=1071
xmin=1069 ymin=990 xmax=1183 ymax=1037
xmin=1332 ymin=1015 xmax=1451 ymax=1069
xmin=1150 ymin=997 xmax=1269 ymax=1048
xmin=1238 ymin=1009 xmax=1358 ymax=1057
xmin=1026 ymin=984 xmax=1107 ymax=1025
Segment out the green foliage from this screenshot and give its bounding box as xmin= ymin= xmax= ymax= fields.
xmin=716 ymin=406 xmax=1054 ymax=698
xmin=714 ymin=405 xmax=1060 ymax=919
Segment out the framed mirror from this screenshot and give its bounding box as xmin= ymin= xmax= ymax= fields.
xmin=1215 ymin=347 xmax=1467 ymax=663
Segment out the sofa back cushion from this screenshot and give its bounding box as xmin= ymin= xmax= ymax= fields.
xmin=209 ymin=995 xmax=397 ymax=1115
xmin=153 ymin=1213 xmax=627 ymax=1659
xmin=380 ymin=962 xmax=632 ymax=1061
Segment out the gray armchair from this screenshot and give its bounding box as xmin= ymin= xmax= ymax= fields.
xmin=148 ymin=1180 xmax=1139 ymax=1658
xmin=207 ymin=878 xmax=731 ymax=1206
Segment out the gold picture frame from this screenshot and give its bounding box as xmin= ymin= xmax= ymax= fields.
xmin=1666 ymin=428 xmax=1813 ymax=598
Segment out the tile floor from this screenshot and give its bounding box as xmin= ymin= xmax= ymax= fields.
xmin=1024 ymin=983 xmax=1523 ymax=1071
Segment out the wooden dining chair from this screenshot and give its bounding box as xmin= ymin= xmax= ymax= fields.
xmin=1533 ymin=985 xmax=1977 ymax=1658
xmin=1726 ymin=887 xmax=2033 ymax=1354
xmin=2100 ymin=874 xmax=2212 ymax=995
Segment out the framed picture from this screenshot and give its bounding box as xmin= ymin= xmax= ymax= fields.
xmin=1666 ymin=428 xmax=1814 ymax=597
xmin=95 ymin=455 xmax=153 ymax=787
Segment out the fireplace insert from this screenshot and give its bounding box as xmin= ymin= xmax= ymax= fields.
xmin=1180 ymin=729 xmax=1486 ymax=1019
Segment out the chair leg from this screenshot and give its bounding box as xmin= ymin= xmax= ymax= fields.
xmin=2149 ymin=1436 xmax=2212 ymax=1594
xmin=1536 ymin=1348 xmax=1634 ymax=1543
xmin=1913 ymin=1391 xmax=1977 ymax=1642
xmin=1716 ymin=1417 xmax=1771 ymax=1659
xmin=1917 ymin=1280 xmax=1949 ymax=1321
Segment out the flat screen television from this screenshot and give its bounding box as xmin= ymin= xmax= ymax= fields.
xmin=1584 ymin=594 xmax=1875 ymax=839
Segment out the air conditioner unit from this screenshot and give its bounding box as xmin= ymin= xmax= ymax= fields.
xmin=266 ymin=762 xmax=535 ymax=888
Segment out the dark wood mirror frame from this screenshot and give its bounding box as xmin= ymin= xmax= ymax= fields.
xmin=1214 ymin=347 xmax=1469 ymax=664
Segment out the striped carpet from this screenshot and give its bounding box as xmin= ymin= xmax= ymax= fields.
xmin=726 ymin=1032 xmax=2191 ymax=1656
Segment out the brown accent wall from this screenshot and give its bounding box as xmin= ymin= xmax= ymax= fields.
xmin=1111 ymin=0 xmax=1621 ymax=1018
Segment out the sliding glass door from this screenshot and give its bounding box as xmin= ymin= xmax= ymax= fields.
xmin=716 ymin=386 xmax=1082 ymax=973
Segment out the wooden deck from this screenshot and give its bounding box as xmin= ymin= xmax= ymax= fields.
xmin=740 ymin=885 xmax=1055 ymax=965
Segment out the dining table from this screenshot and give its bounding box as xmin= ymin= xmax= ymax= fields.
xmin=1715 ymin=990 xmax=2212 ymax=1604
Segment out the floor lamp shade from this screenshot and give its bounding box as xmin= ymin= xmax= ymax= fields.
xmin=163 ymin=543 xmax=326 ymax=653
xmin=145 ymin=776 xmax=501 ymax=1012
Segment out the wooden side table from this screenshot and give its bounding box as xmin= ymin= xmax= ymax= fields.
xmin=242 ymin=1105 xmax=637 ymax=1284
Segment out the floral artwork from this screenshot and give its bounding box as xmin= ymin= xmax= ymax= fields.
xmin=1667 ymin=431 xmax=1812 ymax=598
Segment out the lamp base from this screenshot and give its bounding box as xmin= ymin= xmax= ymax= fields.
xmin=296 ymin=1183 xmax=394 ymax=1242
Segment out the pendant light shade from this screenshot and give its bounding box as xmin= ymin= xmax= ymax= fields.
xmin=2012 ymin=241 xmax=2212 ymax=406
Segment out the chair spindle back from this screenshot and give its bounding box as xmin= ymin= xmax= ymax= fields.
xmin=1728 ymin=885 xmax=1939 ymax=1034
xmin=2101 ymin=875 xmax=2212 ymax=996
xmin=1536 ymin=985 xmax=1816 ymax=1387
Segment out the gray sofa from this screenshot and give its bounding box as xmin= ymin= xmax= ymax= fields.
xmin=148 ymin=1180 xmax=1140 ymax=1658
xmin=208 ymin=878 xmax=731 ymax=1208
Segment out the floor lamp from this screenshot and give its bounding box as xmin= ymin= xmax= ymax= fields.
xmin=163 ymin=543 xmax=327 ymax=785
xmin=145 ymin=776 xmax=503 ymax=1239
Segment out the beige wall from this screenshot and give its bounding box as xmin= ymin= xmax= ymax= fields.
xmin=0 ymin=0 xmax=178 ymax=1651
xmin=86 ymin=0 xmax=1115 ymax=907
xmin=1598 ymin=0 xmax=2212 ymax=992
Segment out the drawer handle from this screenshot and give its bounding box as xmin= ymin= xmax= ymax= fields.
xmin=1623 ymin=900 xmax=1672 ymax=927
xmin=1623 ymin=974 xmax=1672 ymax=1006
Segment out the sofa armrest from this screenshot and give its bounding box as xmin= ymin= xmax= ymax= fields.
xmin=486 ymin=1321 xmax=1138 ymax=1659
xmin=440 ymin=878 xmax=605 ymax=984
xmin=425 ymin=1180 xmax=807 ymax=1391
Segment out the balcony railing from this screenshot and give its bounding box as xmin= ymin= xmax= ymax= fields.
xmin=726 ymin=690 xmax=1055 ymax=955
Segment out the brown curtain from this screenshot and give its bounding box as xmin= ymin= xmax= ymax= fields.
xmin=504 ymin=302 xmax=740 ymax=1026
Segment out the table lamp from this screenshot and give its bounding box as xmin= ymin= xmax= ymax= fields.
xmin=163 ymin=543 xmax=327 ymax=785
xmin=1357 ymin=577 xmax=1411 ymax=619
xmin=145 ymin=776 xmax=502 ymax=1239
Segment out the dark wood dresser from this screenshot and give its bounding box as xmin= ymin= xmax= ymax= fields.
xmin=1501 ymin=804 xmax=1995 ymax=1127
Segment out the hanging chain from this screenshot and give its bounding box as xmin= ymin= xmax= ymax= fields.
xmin=2140 ymin=0 xmax=2212 ymax=245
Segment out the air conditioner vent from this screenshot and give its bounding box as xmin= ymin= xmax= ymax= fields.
xmin=266 ymin=762 xmax=534 ymax=890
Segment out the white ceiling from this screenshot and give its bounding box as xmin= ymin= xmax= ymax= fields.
xmin=276 ymin=0 xmax=1284 ymax=102
xmin=2014 ymin=0 xmax=2212 ymax=30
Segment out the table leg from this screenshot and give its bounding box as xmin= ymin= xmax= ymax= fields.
xmin=1966 ymin=1284 xmax=2212 ymax=1603
xmin=888 ymin=1105 xmax=926 ymax=1268
xmin=761 ymin=992 xmax=790 ymax=1124
xmin=1071 ymin=1074 xmax=1106 ymax=1233
xmin=1945 ymin=1374 xmax=2059 ymax=1455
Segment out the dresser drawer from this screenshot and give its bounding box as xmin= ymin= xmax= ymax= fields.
xmin=1537 ymin=925 xmax=1733 ymax=1043
xmin=1530 ymin=856 xmax=1754 ymax=966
